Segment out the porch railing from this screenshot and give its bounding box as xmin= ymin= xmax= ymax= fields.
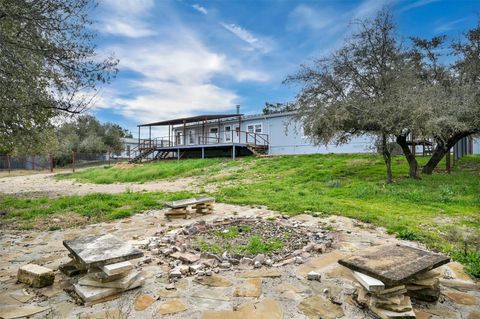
xmin=136 ymin=130 xmax=269 ymax=150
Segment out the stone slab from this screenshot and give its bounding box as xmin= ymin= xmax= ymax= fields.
xmin=164 ymin=197 xmax=215 ymax=208
xmin=74 ymin=276 xmax=144 ymax=303
xmin=338 ymin=244 xmax=450 ymax=286
xmin=370 ymin=305 xmax=416 ymax=319
xmin=78 ymin=270 xmax=141 ymax=289
xmin=101 ymin=261 xmax=133 ymax=276
xmin=63 ymin=234 xmax=143 ymax=268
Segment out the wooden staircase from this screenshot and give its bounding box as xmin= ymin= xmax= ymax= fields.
xmin=129 ymin=148 xmax=155 ymax=163
xmin=247 ymin=144 xmax=268 ymax=156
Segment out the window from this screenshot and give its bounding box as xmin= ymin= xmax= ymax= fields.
xmin=126 ymin=145 xmax=130 ymax=157
xmin=247 ymin=123 xmax=263 ymax=134
xmin=188 ymin=130 xmax=195 ymax=144
xmin=176 ymin=132 xmax=183 ymax=145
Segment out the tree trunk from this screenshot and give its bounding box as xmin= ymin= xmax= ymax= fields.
xmin=396 ymin=134 xmax=420 ymax=179
xmin=381 ymin=133 xmax=393 ymax=184
xmin=422 ymin=143 xmax=447 ymax=174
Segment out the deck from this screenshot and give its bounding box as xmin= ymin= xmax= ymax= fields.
xmin=131 ymin=114 xmax=269 ymax=163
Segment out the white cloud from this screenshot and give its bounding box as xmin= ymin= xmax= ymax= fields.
xmin=99 ymin=0 xmax=155 ymax=38
xmin=103 ymin=20 xmax=155 ymax=38
xmin=434 ymin=17 xmax=468 ymax=33
xmin=192 ymin=4 xmax=208 ymax=15
xmin=398 ymin=0 xmax=440 ymax=13
xmin=220 ymin=23 xmax=271 ymax=53
xmin=287 ymin=5 xmax=338 ymax=31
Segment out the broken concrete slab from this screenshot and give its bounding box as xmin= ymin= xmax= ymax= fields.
xmin=63 ymin=234 xmax=143 ymax=268
xmin=101 ymin=261 xmax=133 ymax=276
xmin=17 ymin=264 xmax=54 ymax=288
xmin=338 ymin=244 xmax=449 ymax=286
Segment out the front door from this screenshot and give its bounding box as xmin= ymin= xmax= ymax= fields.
xmin=209 ymin=127 xmax=218 ymax=144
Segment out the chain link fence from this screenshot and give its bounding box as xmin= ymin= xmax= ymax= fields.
xmin=0 ymin=152 xmax=126 ymax=173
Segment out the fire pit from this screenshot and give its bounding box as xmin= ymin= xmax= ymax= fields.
xmin=145 ymin=216 xmax=335 ymax=278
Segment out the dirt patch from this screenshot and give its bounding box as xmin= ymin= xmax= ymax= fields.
xmin=0 ymin=172 xmax=200 ymax=198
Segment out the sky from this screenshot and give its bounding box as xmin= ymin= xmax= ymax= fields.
xmin=90 ymin=0 xmax=480 ymax=137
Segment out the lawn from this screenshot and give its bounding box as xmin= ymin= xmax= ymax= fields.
xmin=1 ymin=153 xmax=479 ymax=276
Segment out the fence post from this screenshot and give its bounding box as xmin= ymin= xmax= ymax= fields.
xmin=446 ymin=148 xmax=451 ymax=174
xmin=7 ymin=155 xmax=11 ymax=174
xmin=50 ymin=154 xmax=53 ymax=173
xmin=72 ymin=150 xmax=76 ymax=173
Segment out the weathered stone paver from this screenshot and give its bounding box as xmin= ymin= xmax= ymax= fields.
xmin=201 ymin=298 xmax=282 ymax=319
xmin=157 ymin=298 xmax=188 ymax=315
xmin=298 ymin=295 xmax=344 ymax=319
xmin=233 ymin=278 xmax=262 ymax=297
xmin=133 ymin=294 xmax=156 ymax=311
xmin=0 ymin=204 xmax=478 ymax=319
xmin=194 ymin=274 xmax=233 ymax=287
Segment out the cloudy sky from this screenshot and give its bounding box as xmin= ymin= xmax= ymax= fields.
xmin=91 ymin=0 xmax=479 ymax=136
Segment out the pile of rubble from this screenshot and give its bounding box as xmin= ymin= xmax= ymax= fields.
xmin=144 ymin=217 xmax=335 ymax=279
xmin=61 ymin=234 xmax=145 ymax=305
xmin=339 ymin=244 xmax=449 ymax=319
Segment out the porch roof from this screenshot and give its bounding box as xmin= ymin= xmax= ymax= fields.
xmin=138 ymin=114 xmax=243 ymax=127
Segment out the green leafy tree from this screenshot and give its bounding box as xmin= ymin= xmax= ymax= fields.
xmin=0 ymin=0 xmax=118 ymax=155
xmin=285 ymin=9 xmax=407 ymax=183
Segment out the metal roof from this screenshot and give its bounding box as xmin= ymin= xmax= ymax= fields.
xmin=138 ymin=114 xmax=243 ymax=127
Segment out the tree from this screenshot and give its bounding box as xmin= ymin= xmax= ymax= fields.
xmin=420 ymin=21 xmax=480 ymax=174
xmin=285 ymin=9 xmax=408 ymax=183
xmin=0 ymin=0 xmax=118 ymax=154
xmin=54 ymin=115 xmax=130 ymax=161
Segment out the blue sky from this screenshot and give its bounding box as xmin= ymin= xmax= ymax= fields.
xmin=91 ymin=0 xmax=479 ymax=137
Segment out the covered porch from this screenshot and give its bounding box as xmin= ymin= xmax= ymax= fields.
xmin=131 ymin=114 xmax=269 ymax=162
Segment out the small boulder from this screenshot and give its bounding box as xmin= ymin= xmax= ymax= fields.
xmin=253 ymin=254 xmax=265 ymax=264
xmin=17 ymin=264 xmax=54 ymax=288
xmin=307 ymin=271 xmax=321 ymax=281
xmin=169 ymin=268 xmax=182 ymax=278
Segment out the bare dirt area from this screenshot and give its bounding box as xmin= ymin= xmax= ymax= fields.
xmin=0 ymin=203 xmax=478 ymax=319
xmin=0 ymin=172 xmax=200 ymax=198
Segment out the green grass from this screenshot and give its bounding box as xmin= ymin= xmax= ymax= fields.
xmin=0 ymin=191 xmax=193 ymax=227
xmin=3 ymin=153 xmax=480 ymax=276
xmin=56 ymin=158 xmax=229 ymax=184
